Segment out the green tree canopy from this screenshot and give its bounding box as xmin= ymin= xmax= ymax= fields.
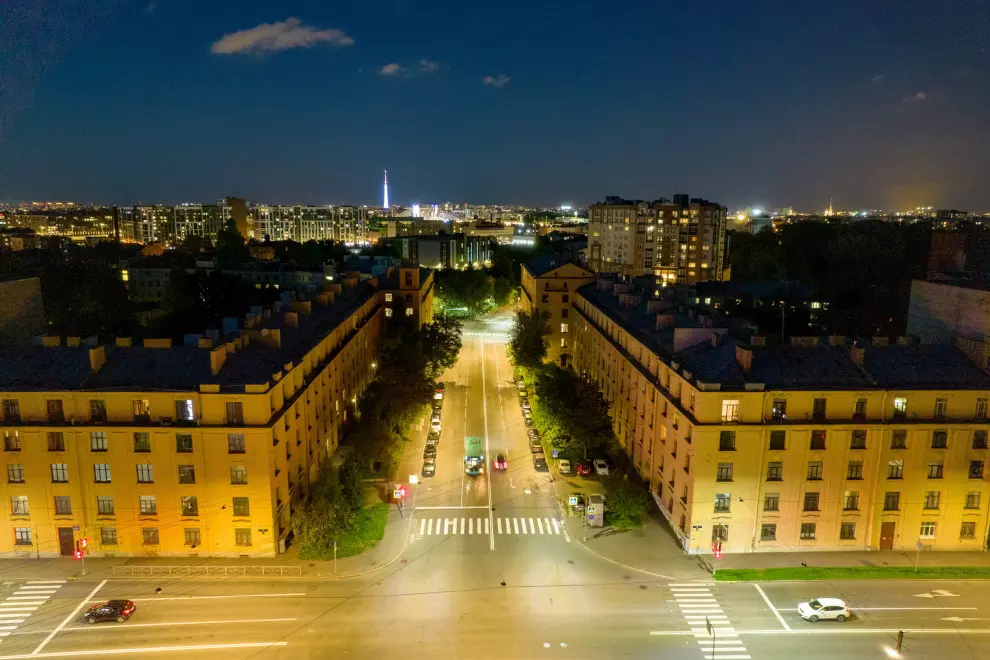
xmin=508 ymin=308 xmax=550 ymax=370
xmin=531 ymin=365 xmax=612 ymax=459
xmin=214 ymin=217 xmax=250 ymax=265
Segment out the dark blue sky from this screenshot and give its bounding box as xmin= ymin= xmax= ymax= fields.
xmin=2 ymin=0 xmax=989 ymax=210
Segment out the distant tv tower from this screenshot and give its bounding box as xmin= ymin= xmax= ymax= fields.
xmin=383 ymin=170 xmax=389 ymax=209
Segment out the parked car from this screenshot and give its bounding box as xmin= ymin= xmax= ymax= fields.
xmin=84 ymin=600 xmax=136 ymax=624
xmin=423 ymin=445 xmax=437 ymax=459
xmin=593 ymin=459 xmax=609 ymax=476
xmin=576 ymin=460 xmax=593 ymax=477
xmin=430 ymin=418 xmax=442 ymax=432
xmin=798 ymin=598 xmax=850 ymax=623
xmin=427 ymin=430 xmax=440 ymax=445
xmin=531 ymin=444 xmax=545 ymax=456
xmin=421 ymin=459 xmax=436 ymax=478
xmin=516 ymin=378 xmax=525 ymax=390
xmin=533 ymin=456 xmax=549 ymax=472
xmin=432 ymin=398 xmax=443 ymax=411
xmin=558 ymin=459 xmax=572 ymax=475
xmin=524 ymin=416 xmax=534 ymax=428
xmin=493 ymin=453 xmax=508 ymax=470
xmin=434 ymin=383 xmax=445 ymax=400
xmin=568 ymin=492 xmax=586 ymax=512
xmin=527 ymin=429 xmax=541 ymax=440
xmin=521 ymin=399 xmax=532 ymax=410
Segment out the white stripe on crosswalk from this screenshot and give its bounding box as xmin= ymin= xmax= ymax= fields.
xmin=514 ymin=518 xmax=520 ymax=534
xmin=416 ymin=517 xmax=566 ymax=537
xmin=419 ymin=519 xmax=425 ymax=535
xmin=497 ymin=518 xmax=502 ymax=534
xmin=469 ymin=518 xmax=474 ymax=535
xmin=528 ymin=518 xmax=536 ymax=534
xmin=460 ymin=518 xmax=465 ymax=535
xmin=485 ymin=518 xmax=490 ymax=534
xmin=428 ymin=519 xmax=434 ymax=535
xmin=537 ymin=518 xmax=544 ymax=534
xmin=26 ymin=581 xmax=66 ymax=585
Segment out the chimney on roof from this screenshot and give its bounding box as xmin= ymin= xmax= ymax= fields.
xmin=116 ymin=337 xmax=132 ymax=347
xmin=210 ymin=344 xmax=227 ymax=375
xmin=88 ymin=346 xmax=106 ymax=372
xmin=42 ymin=336 xmax=61 ymax=347
xmin=66 ymin=336 xmax=81 ymax=347
xmin=284 ymin=312 xmax=298 ymax=328
xmin=656 ymin=313 xmax=674 ymax=330
xmin=735 ymin=344 xmax=753 ymax=373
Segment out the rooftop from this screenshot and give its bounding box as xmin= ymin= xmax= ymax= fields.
xmin=0 ymin=283 xmax=378 ymax=392
xmin=577 ymin=278 xmax=990 ymax=391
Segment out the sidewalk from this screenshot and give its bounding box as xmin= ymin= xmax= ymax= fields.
xmin=714 ymin=548 xmax=990 ymax=572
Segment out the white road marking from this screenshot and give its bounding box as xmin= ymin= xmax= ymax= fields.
xmin=419 ymin=519 xmax=425 ymax=535
xmin=0 ymin=608 xmax=37 ymax=612
xmin=0 ymin=641 xmax=290 ymax=659
xmin=6 ymin=597 xmax=46 ymax=601
xmin=513 ymin=518 xmax=520 ymax=534
xmin=497 ymin=518 xmax=503 ymax=534
xmin=63 ymin=618 xmax=298 ymax=633
xmin=31 ymin=578 xmax=105 ymax=656
xmin=528 ymin=518 xmax=536 ymax=534
xmin=428 ymin=519 xmax=434 ymax=535
xmin=777 ymin=607 xmax=977 ymax=612
xmin=544 ymin=517 xmax=553 ymax=533
xmin=702 ymin=655 xmax=751 ymax=659
xmin=469 ymin=518 xmax=474 ymax=535
xmin=754 ymin=584 xmax=790 ymax=632
xmin=415 ymin=505 xmax=489 ymax=510
xmin=24 ymin=582 xmax=64 ymax=586
xmin=484 ymin=517 xmax=489 ymax=534
xmin=537 ymin=519 xmax=544 ymax=534
xmin=460 ymin=518 xmax=466 ymax=535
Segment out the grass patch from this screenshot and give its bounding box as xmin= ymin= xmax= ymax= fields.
xmin=333 ymin=502 xmax=390 ymax=559
xmin=716 ymin=565 xmax=990 ymax=582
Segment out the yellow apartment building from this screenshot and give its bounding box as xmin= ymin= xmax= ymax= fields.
xmin=378 ymin=265 xmax=435 ymax=329
xmin=520 ymin=257 xmax=595 ymax=367
xmin=572 ymin=277 xmax=990 ymax=554
xmin=0 ymin=266 xmax=431 ymax=558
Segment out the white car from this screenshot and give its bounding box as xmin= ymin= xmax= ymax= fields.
xmin=798 ymin=598 xmax=850 ymax=622
xmin=430 ymin=419 xmax=441 ymax=432
xmin=593 ymin=459 xmax=609 ymax=476
xmin=558 ymin=459 xmax=572 ymax=475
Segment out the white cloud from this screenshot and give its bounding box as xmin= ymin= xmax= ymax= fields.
xmin=419 ymin=59 xmax=439 ymax=73
xmin=871 ymin=74 xmax=885 ymax=84
xmin=482 ymin=74 xmax=510 ymax=88
xmin=211 ymin=17 xmax=354 ymax=55
xmin=378 ymin=63 xmax=404 ymax=76
xmin=902 ymin=91 xmax=928 ymax=103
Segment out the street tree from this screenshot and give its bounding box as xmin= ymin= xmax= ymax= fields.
xmin=508 ymin=308 xmax=550 ymax=370
xmin=214 ymin=217 xmax=250 ymax=265
xmin=420 ymin=314 xmax=463 ymax=381
xmin=532 ymin=365 xmax=612 ymax=458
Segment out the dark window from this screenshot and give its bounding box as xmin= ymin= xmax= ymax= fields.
xmin=810 ymin=430 xmax=826 ymax=451
xmin=232 ymin=497 xmax=250 ymax=516
xmin=800 ymin=523 xmax=816 ymax=540
xmin=771 ymin=399 xmax=787 ymax=420
xmin=924 ymin=491 xmax=940 ymax=509
xmin=142 ymin=528 xmax=159 ymax=545
xmin=90 ymin=400 xmax=107 ymax=423
xmin=716 ymin=463 xmax=733 ymax=482
xmin=718 ymin=431 xmax=736 ymax=451
xmin=764 ymin=493 xmax=779 ymax=511
xmin=227 ymin=433 xmax=246 ymax=454
xmin=812 ymin=398 xmax=826 ymax=420
xmin=850 ymin=430 xmax=867 ymax=449
xmin=766 ymin=462 xmax=783 ymax=481
xmin=47 ymin=432 xmax=64 ymax=452
xmin=969 ymin=460 xmax=985 ymax=479
xmin=840 ymin=522 xmax=856 ymax=540
xmin=931 ymin=430 xmax=948 ymax=449
xmin=761 ymin=524 xmax=777 ymax=541
xmin=890 ymin=430 xmax=907 ymax=449
xmin=54 ymin=496 xmax=71 ymax=515
xmin=181 ymin=496 xmax=198 ymax=516
xmin=961 ymin=522 xmax=977 ymax=539
xmin=46 ymin=400 xmax=64 ymax=423
xmin=807 ymin=462 xmax=823 ymax=480
xmin=101 ymin=527 xmax=117 ymax=545
xmin=974 ymin=431 xmax=988 ymax=449
xmin=176 ymin=434 xmax=193 ymax=453
xmin=97 ymin=496 xmax=114 ymax=515
xmin=884 ymin=492 xmax=900 ymax=510
xmin=847 ymin=461 xmax=863 ymax=480
xmin=928 ymin=462 xmax=943 ymax=479
xmin=178 ymin=465 xmax=196 ymax=484
xmin=226 ymin=402 xmax=244 ymax=425
xmin=844 ymin=491 xmax=860 ymax=510
xmin=714 ymin=493 xmax=730 ymax=512
xmin=3 ymin=432 xmax=19 ymax=452
xmin=966 ymin=492 xmax=981 ymax=509
xmin=2 ymin=400 xmax=20 ymax=422
xmin=853 ymin=398 xmax=867 ymax=420
xmin=134 ymin=432 xmax=151 ymax=453
xmin=803 ymin=492 xmax=820 ymax=511
xmin=769 ymin=430 xmax=786 ymax=451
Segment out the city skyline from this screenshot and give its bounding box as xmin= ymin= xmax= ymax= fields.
xmin=2 ymin=3 xmax=989 ymax=209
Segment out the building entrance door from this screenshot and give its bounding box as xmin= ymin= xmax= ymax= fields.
xmin=880 ymin=522 xmax=895 ymax=550
xmin=57 ymin=527 xmax=74 ymax=556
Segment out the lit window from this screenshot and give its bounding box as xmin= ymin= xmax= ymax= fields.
xmin=406 ymin=307 xmax=413 ymax=316
xmin=721 ymin=400 xmax=740 ymax=422
xmin=385 ymin=308 xmax=393 ymax=318
xmin=560 ymin=323 xmax=568 ymax=333
xmin=385 ymin=293 xmax=393 ymax=302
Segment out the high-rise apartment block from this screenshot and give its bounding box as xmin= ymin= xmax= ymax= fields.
xmin=588 ymin=195 xmax=727 ymax=286
xmin=251 ymin=206 xmax=369 ymax=244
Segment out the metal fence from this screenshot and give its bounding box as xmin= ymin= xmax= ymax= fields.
xmin=111 ymin=565 xmax=302 ymax=577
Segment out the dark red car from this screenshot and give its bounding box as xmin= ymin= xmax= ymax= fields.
xmin=494 ymin=453 xmax=508 ymax=470
xmin=576 ymin=460 xmax=593 ymax=477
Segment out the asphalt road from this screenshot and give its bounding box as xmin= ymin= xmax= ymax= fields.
xmin=7 ymin=312 xmax=990 ymax=659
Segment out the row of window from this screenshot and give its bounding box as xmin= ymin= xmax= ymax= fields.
xmin=715 ymin=488 xmax=982 ymax=514
xmin=717 ymin=429 xmax=990 ymax=452
xmin=2 ymin=399 xmax=246 ymax=425
xmin=7 ymin=462 xmax=248 ymax=485
xmin=3 ymin=431 xmax=248 ymax=454
xmin=755 ymin=521 xmax=975 ymax=542
xmin=10 ymin=526 xmax=253 ymax=547
xmin=9 ymin=494 xmax=251 ymax=517
xmin=741 ymin=458 xmax=987 ymax=483
xmin=723 ymin=397 xmax=990 ymax=423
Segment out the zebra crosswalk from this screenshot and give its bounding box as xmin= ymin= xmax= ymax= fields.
xmin=412 ymin=515 xmax=570 ymax=542
xmin=0 ymin=580 xmax=65 ymax=640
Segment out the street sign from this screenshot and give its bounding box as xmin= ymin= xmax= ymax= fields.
xmin=72 ymin=525 xmax=80 ymax=531
xmin=393 ymin=489 xmax=404 ymax=499
xmin=568 ymin=495 xmax=578 ymax=506
xmin=587 ymin=505 xmax=597 ymax=514
xmin=409 ymin=474 xmax=418 ymax=485
xmin=552 ymin=449 xmax=559 ymax=458
xmin=588 ymin=515 xmax=595 ymax=521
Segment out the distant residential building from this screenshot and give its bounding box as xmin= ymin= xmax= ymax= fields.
xmin=384 ymin=234 xmax=493 ymax=269
xmin=119 ymin=206 xmax=174 ymax=244
xmin=251 ymin=206 xmax=369 ymax=244
xmin=588 ymin=194 xmax=727 ymax=285
xmin=123 ymin=262 xmax=336 ymax=303
xmin=384 ymin=218 xmax=446 ymax=238
xmin=520 ymin=257 xmax=595 ymax=367
xmin=377 ymin=265 xmax=435 ymax=330
xmin=0 ymin=228 xmax=39 ymax=251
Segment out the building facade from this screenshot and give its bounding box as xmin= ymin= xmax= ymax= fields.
xmin=0 ymin=278 xmax=409 ymax=558
xmin=588 ymin=195 xmax=727 ymax=286
xmin=519 ymin=258 xmax=595 ymax=367
xmin=251 ymin=206 xmax=369 ymax=244
xmin=377 ymin=266 xmax=435 ymax=330
xmin=571 ymin=277 xmax=990 ymax=554
xmin=385 ymin=234 xmax=493 ymax=269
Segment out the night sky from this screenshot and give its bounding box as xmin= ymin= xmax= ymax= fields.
xmin=2 ymin=0 xmax=989 ymax=210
